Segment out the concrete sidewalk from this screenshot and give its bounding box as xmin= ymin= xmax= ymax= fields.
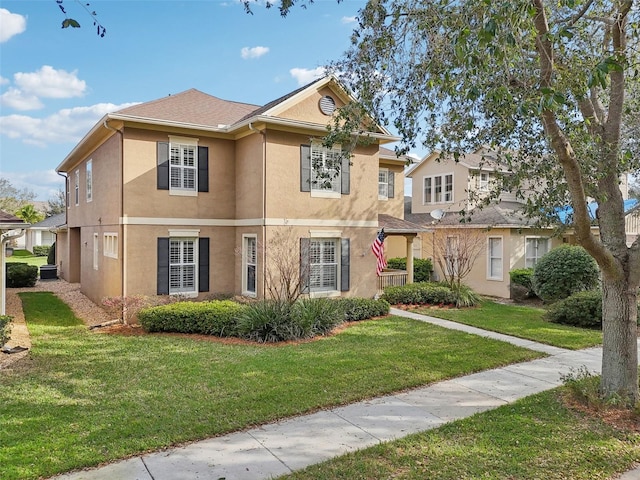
xmin=51 ymin=308 xmax=639 ymax=480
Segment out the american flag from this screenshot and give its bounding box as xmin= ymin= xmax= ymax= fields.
xmin=371 ymin=228 xmax=387 ymax=276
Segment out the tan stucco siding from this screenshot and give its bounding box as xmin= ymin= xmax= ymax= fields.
xmin=121 ymin=129 xmax=236 ymax=219
xmin=263 ymin=131 xmax=379 ymax=223
xmin=377 ymin=163 xmax=405 ymax=216
xmin=235 ymin=134 xmax=265 ymax=219
xmin=277 ymin=86 xmax=347 ymax=124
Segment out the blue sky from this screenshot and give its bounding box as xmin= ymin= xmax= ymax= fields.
xmin=1 ymin=0 xmax=418 ymax=202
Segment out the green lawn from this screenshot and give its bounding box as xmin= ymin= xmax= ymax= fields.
xmin=282 ymin=389 xmax=640 ymax=480
xmin=1 ymin=292 xmax=544 ymax=480
xmin=411 ymin=300 xmax=603 ymax=350
xmin=5 ymin=249 xmax=48 ymax=268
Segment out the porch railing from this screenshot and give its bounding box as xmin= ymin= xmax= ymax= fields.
xmin=377 ymin=269 xmax=408 ymax=294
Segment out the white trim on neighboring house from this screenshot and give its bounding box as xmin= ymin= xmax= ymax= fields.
xmin=525 ymin=236 xmax=549 ymax=268
xmin=242 ymin=234 xmax=258 ymax=297
xmin=487 ymin=235 xmax=503 ymax=281
xmin=103 ymin=233 xmax=118 ymax=259
xmin=86 ymin=159 xmax=93 ymax=203
xmin=423 ymin=172 xmax=454 ymax=205
xmin=93 ymin=233 xmax=99 ymax=270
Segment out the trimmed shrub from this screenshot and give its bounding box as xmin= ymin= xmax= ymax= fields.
xmin=386 ymin=257 xmax=433 ymax=283
xmin=47 ymin=242 xmax=56 ymax=265
xmin=532 ymin=245 xmax=599 ymax=303
xmin=510 ymin=268 xmax=534 ymax=292
xmin=32 ymin=246 xmax=50 ymax=257
xmin=0 ymin=315 xmax=12 ymax=347
xmin=138 ymin=300 xmax=249 ymax=336
xmin=292 ymin=298 xmax=345 ymax=336
xmin=381 ymin=282 xmax=457 ymax=306
xmin=337 ymin=297 xmax=390 ymax=321
xmin=546 ymin=290 xmax=640 ymax=329
xmin=6 ymin=263 xmax=38 ymax=287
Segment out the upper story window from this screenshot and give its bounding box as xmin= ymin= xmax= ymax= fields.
xmin=86 ymin=159 xmax=93 ymax=202
xmin=424 ymin=173 xmax=453 ymax=204
xmin=74 ymin=170 xmax=79 ymax=206
xmin=525 ymin=237 xmax=549 ymax=268
xmin=66 ymin=177 xmax=70 ymax=209
xmin=311 ymin=143 xmax=342 ymax=194
xmin=170 ymin=143 xmax=197 ymax=192
xmin=378 ymin=168 xmax=395 ymax=200
xmin=477 ymin=172 xmax=489 ymax=192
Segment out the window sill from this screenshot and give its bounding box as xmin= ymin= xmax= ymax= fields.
xmin=311 ymin=190 xmax=341 ymax=199
xmin=169 ymin=189 xmax=198 ymax=197
xmin=310 ymin=290 xmax=340 ymax=298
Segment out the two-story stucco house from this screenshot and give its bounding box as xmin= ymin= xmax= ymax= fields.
xmin=54 ymin=76 xmax=422 ymax=306
xmin=404 ymin=148 xmax=640 ymax=298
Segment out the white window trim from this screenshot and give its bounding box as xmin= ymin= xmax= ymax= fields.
xmin=308 ymin=237 xmax=341 ymax=298
xmin=379 ymin=168 xmax=389 ymax=200
xmin=93 ymin=233 xmax=99 ymax=271
xmin=242 ymin=234 xmax=258 ymax=297
xmin=168 ymin=136 xmax=198 ymax=196
xmin=525 ymin=236 xmax=549 ymax=269
xmin=478 ymin=172 xmax=490 ymax=192
xmin=423 ymin=173 xmax=454 ymax=205
xmin=74 ymin=170 xmax=80 ymax=206
xmin=310 ymin=142 xmax=342 ymax=198
xmin=487 ymin=236 xmax=503 ymax=281
xmin=169 ymin=237 xmax=198 ymax=297
xmin=103 ymin=233 xmax=118 ymax=259
xmin=86 ymin=159 xmax=93 ymax=203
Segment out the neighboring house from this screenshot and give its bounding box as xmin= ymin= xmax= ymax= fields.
xmin=405 ymin=149 xmax=640 ymax=298
xmin=23 ymin=213 xmax=64 ymax=253
xmin=1 ymin=211 xmax=26 ymax=315
xmin=54 ymin=76 xmax=422 ymax=306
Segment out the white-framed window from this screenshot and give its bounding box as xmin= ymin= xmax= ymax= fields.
xmin=379 ymin=168 xmax=389 ymax=199
xmin=309 ymin=238 xmax=338 ymax=293
xmin=487 ymin=236 xmax=503 ymax=280
xmin=311 ymin=143 xmax=342 ymax=194
xmin=66 ymin=176 xmax=70 ymax=209
xmin=242 ymin=235 xmax=257 ymax=296
xmin=478 ymin=172 xmax=489 ymax=191
xmin=86 ymin=159 xmax=93 ymax=202
xmin=93 ymin=233 xmax=99 ymax=270
xmin=525 ymin=237 xmax=549 ymax=268
xmin=103 ymin=233 xmax=118 ymax=259
xmin=170 ymin=142 xmax=197 ymax=193
xmin=74 ymin=170 xmax=79 ymax=206
xmin=169 ymin=238 xmax=197 ymax=294
xmin=424 ymin=173 xmax=453 ymax=204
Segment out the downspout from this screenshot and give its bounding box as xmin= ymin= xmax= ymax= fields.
xmin=103 ymin=120 xmax=126 ymax=320
xmin=248 ymin=122 xmax=267 ymax=299
xmin=1 ymin=229 xmax=26 ymax=315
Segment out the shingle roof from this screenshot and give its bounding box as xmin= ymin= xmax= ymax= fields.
xmin=378 ymin=214 xmax=430 ymax=233
xmin=115 ymin=89 xmax=261 ymax=127
xmin=0 ymin=210 xmax=24 ymax=224
xmin=30 ymin=213 xmax=65 ymax=229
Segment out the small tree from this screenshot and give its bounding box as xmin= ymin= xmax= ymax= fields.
xmin=14 ymin=204 xmax=43 ymax=225
xmin=433 ymin=228 xmax=486 ymax=295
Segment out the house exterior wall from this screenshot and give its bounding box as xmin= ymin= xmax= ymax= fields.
xmin=410 ymin=154 xmax=470 ymax=216
xmin=278 ymin=86 xmax=347 ymax=124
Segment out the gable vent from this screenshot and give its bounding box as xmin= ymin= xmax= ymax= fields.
xmin=319 ymin=95 xmax=336 ymax=116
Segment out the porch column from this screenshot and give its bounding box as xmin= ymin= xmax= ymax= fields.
xmin=406 ymin=235 xmax=414 ymax=284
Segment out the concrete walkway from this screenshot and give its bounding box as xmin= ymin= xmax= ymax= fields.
xmin=50 ymin=308 xmax=640 ymax=480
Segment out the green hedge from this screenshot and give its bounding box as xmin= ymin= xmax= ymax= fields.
xmin=381 ymin=282 xmax=457 ymax=306
xmin=337 ymin=297 xmax=390 ymax=321
xmin=6 ymin=263 xmax=38 ymax=288
xmin=510 ymin=268 xmax=534 ymax=292
xmin=386 ymin=257 xmax=433 ymax=282
xmin=0 ymin=315 xmax=11 ymax=347
xmin=32 ymin=245 xmax=50 ymax=257
xmin=138 ymin=300 xmax=249 ymax=336
xmin=545 ymin=290 xmax=640 ymax=329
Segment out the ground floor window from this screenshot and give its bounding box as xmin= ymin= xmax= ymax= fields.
xmin=525 ymin=237 xmax=549 ymax=268
xmin=309 ymin=239 xmax=338 ymax=292
xmin=243 ymin=235 xmax=257 ymax=296
xmin=169 ymin=238 xmax=196 ymax=294
xmin=487 ymin=236 xmax=503 ymax=280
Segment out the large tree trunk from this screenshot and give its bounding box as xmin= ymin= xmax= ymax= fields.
xmin=600 ymin=273 xmax=639 ymax=405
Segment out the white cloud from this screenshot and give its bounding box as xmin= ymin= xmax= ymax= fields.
xmin=0 ymin=102 xmax=139 ymax=146
xmin=290 ymin=67 xmax=326 ymax=86
xmin=0 ymin=170 xmax=65 ymax=201
xmin=0 ymin=87 xmax=43 ymax=110
xmin=241 ymin=46 xmax=270 ymax=59
xmin=14 ymin=65 xmax=86 ymax=99
xmin=0 ymin=76 xmax=9 ymax=86
xmin=341 ymin=16 xmax=357 ymax=24
xmin=0 ymin=9 xmax=26 ymax=43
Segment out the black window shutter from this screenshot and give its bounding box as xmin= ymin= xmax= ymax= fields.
xmin=157 ymin=142 xmax=169 ymax=190
xmin=388 ymin=171 xmax=395 ymax=198
xmin=300 ymin=237 xmax=310 ymax=293
xmin=198 ymin=146 xmax=209 ymax=192
xmin=300 ymin=145 xmax=311 ymax=192
xmin=199 ymin=237 xmax=210 ymax=292
xmin=341 ymin=238 xmax=350 ymax=291
xmin=157 ymin=238 xmax=169 ymax=295
xmin=341 ymin=153 xmax=350 ymax=195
